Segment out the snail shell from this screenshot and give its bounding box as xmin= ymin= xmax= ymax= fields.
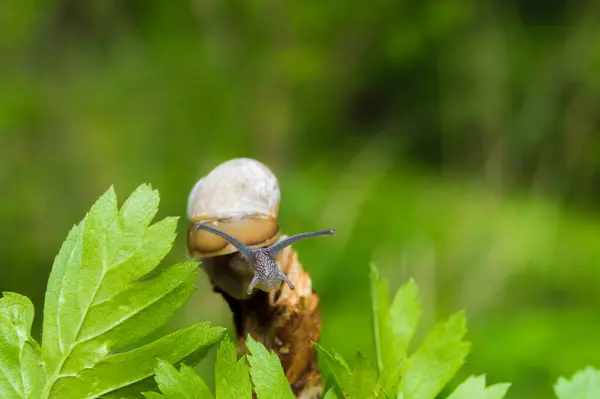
xmin=187 ymin=158 xmax=282 ymax=298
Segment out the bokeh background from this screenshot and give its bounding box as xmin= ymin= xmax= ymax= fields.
xmin=2 ymin=1 xmax=600 ymax=398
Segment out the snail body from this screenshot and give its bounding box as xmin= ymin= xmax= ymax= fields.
xmin=187 ymin=158 xmax=334 ymax=299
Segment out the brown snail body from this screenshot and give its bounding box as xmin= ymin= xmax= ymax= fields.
xmin=187 ymin=158 xmax=334 ymax=299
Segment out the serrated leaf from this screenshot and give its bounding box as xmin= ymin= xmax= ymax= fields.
xmin=447 ymin=375 xmax=510 ymax=399
xmin=370 ymin=265 xmax=420 ymax=375
xmin=101 ymin=374 xmax=158 ymax=399
xmin=246 ymin=335 xmax=294 ymax=399
xmin=42 ymin=186 xmax=119 ymax=377
xmin=102 ymin=395 xmax=143 ymax=399
xmin=322 ymin=372 xmax=344 ymax=399
xmin=347 ymin=353 xmax=379 ymax=399
xmin=370 ymin=264 xmax=391 ymax=373
xmin=36 ymin=184 xmax=215 ymax=398
xmin=377 ymin=365 xmax=402 ymax=399
xmin=46 ymin=322 xmax=224 ymax=398
xmin=95 ymin=217 xmax=179 ymax=305
xmin=62 ymin=262 xmax=198 ymax=374
xmin=0 ymin=292 xmax=45 ymax=399
xmin=316 ymin=345 xmax=379 ymax=399
xmin=314 ymin=343 xmax=352 ymax=392
xmin=119 ymin=184 xmax=160 ymax=231
xmin=398 ymin=311 xmax=470 ymax=399
xmin=554 ymin=367 xmax=600 ymax=399
xmin=389 ymin=279 xmax=420 ymax=363
xmin=323 ymin=388 xmax=341 ymax=399
xmin=147 ymin=359 xmax=213 ymax=399
xmin=370 ymin=265 xmax=421 ymax=397
xmin=215 ymin=335 xmax=252 ymax=399
xmin=42 ymin=221 xmax=84 ymax=368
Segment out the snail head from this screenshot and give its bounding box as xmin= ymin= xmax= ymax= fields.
xmin=194 ymin=223 xmax=335 ymax=295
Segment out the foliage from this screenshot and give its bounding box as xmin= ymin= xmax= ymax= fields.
xmin=315 ymin=264 xmax=510 ymax=398
xmin=317 ymin=262 xmax=600 ymax=399
xmin=0 ymin=184 xmax=225 ymax=399
xmin=143 ymin=334 xmax=293 ymax=399
xmin=142 ymin=360 xmax=213 ymax=399
xmin=0 ymin=184 xmax=598 ymax=399
xmin=446 ymin=375 xmax=511 ymax=399
xmin=554 ymin=367 xmax=600 ymax=399
xmin=214 ymin=335 xmax=252 ymax=399
xmin=246 ymin=335 xmax=295 ymax=399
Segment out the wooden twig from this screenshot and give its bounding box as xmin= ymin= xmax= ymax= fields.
xmin=210 ymin=245 xmax=323 ymax=398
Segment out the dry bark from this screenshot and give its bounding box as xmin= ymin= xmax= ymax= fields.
xmin=211 ymin=245 xmax=323 ymax=398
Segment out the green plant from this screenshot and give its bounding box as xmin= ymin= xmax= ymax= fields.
xmin=314 ymin=266 xmax=511 ymax=399
xmin=0 ymin=184 xmax=598 ymax=399
xmin=143 ymin=335 xmax=294 ymax=399
xmin=316 ymin=266 xmax=600 ymax=399
xmin=0 ymin=184 xmax=226 ymax=399
xmin=554 ymin=367 xmax=600 ymax=399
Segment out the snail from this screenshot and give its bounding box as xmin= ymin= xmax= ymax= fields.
xmin=187 ymin=158 xmax=335 ymax=299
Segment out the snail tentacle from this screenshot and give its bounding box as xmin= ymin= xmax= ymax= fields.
xmin=266 ymin=229 xmax=336 ymax=256
xmin=247 ymin=274 xmax=261 ymax=295
xmin=194 ymin=222 xmax=254 ymax=259
xmin=278 ymin=269 xmax=295 ymax=290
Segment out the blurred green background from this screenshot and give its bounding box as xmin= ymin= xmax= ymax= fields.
xmin=2 ymin=1 xmax=600 ymax=398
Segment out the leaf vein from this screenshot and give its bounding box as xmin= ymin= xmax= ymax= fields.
xmin=44 ymin=228 xmax=111 ymax=398
xmin=56 ymin=238 xmax=81 ymax=355
xmin=73 ymin=280 xmax=187 ymax=346
xmin=0 ymin=363 xmax=22 ymax=398
xmin=18 ymin=332 xmax=26 ymax=399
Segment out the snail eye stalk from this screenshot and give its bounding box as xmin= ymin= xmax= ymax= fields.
xmin=247 ymin=274 xmax=260 ymax=294
xmin=194 ymin=223 xmax=254 ymax=259
xmin=277 ymin=269 xmax=295 ymax=290
xmin=266 ymin=229 xmax=335 ymax=257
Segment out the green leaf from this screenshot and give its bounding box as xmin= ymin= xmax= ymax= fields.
xmin=100 ymin=374 xmax=158 ymax=398
xmin=61 ymin=261 xmax=198 ymax=374
xmin=347 ymin=353 xmax=379 ymax=399
xmin=215 ymin=335 xmax=252 ymax=399
xmin=369 ymin=264 xmax=421 ymax=397
xmin=246 ymin=335 xmax=294 ymax=399
xmin=447 ymin=375 xmax=510 ymax=399
xmin=35 ymin=184 xmax=219 ymax=398
xmin=315 ymin=345 xmax=378 ymax=399
xmin=377 ymin=365 xmax=402 ymax=399
xmin=143 ymin=359 xmax=213 ymax=399
xmin=46 ymin=322 xmax=224 ymax=398
xmin=398 ymin=311 xmax=470 ymax=399
xmin=0 ymin=292 xmax=45 ymax=399
xmin=554 ymin=367 xmax=600 ymax=399
xmin=389 ymin=278 xmax=420 ymax=362
xmin=370 ymin=264 xmax=420 ymax=373
xmin=314 ymin=343 xmax=352 ymax=392
xmin=323 ymin=388 xmax=341 ymax=399
xmin=119 ymin=184 xmax=161 ymax=231
xmin=370 ymin=264 xmax=390 ymax=373
xmin=42 ymin=221 xmax=84 ymax=369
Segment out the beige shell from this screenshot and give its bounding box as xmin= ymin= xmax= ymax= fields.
xmin=187 ymin=158 xmax=281 ymax=259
